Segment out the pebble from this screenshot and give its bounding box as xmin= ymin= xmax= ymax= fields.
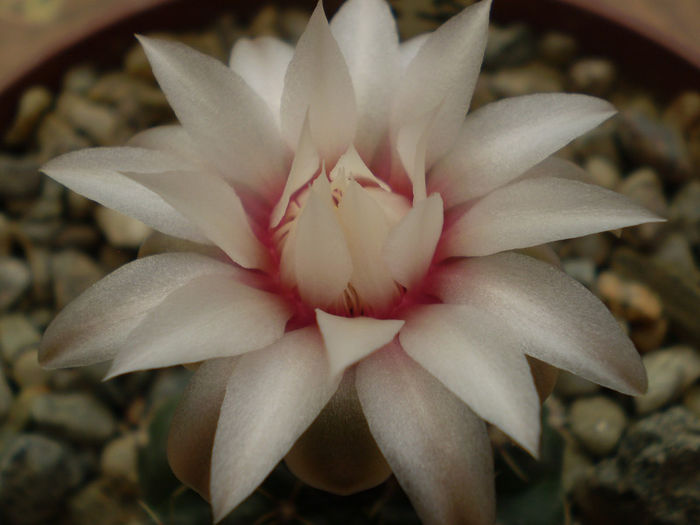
xmin=569 ymin=396 xmax=627 ymax=456
xmin=25 ymin=245 xmax=52 ymax=304
xmin=617 ymin=167 xmax=667 ymax=246
xmin=51 ymin=250 xmax=104 ymax=309
xmin=36 ymin=113 xmax=91 ymax=162
xmin=653 ymin=232 xmax=698 ymax=279
xmin=0 ymin=155 xmax=42 ymax=199
xmin=31 ymin=392 xmax=116 ymax=444
xmin=562 ymin=257 xmax=596 ymax=288
xmin=0 ymin=314 xmax=41 ymax=363
xmin=663 ymin=91 xmax=700 ymax=134
xmin=669 ymin=180 xmax=700 ymax=245
xmin=12 ymin=348 xmax=51 ymax=388
xmin=635 ymin=345 xmax=700 ymax=414
xmin=0 ymin=433 xmax=85 ymax=525
xmin=68 ymin=479 xmax=148 ymax=525
xmin=617 ymin=110 xmax=692 ymax=183
xmin=95 ymin=207 xmax=151 ymax=249
xmin=571 ymin=118 xmax=620 ymax=164
xmin=484 ymin=24 xmax=536 ymax=70
xmin=100 ymin=432 xmax=142 ymax=484
xmin=538 ymin=31 xmax=578 ymax=66
xmin=62 ymin=65 xmax=99 ymax=95
xmin=554 ymin=369 xmax=600 ymax=398
xmin=562 ymin=232 xmax=612 ymax=266
xmin=597 ymin=271 xmax=662 ymax=323
xmin=584 ymin=155 xmax=620 ymax=190
xmin=562 ymin=441 xmax=593 ymax=493
xmin=56 ymin=92 xmax=124 ymax=146
xmin=24 ymin=178 xmax=63 ymax=221
xmin=0 ymin=257 xmax=31 ymax=311
xmin=0 ymin=364 xmax=12 ymax=420
xmin=3 ymin=86 xmax=53 ymax=147
xmin=53 ymin=224 xmax=101 ymax=250
xmin=568 ymin=58 xmax=616 ymax=97
xmin=490 ymin=62 xmax=564 ymax=97
xmin=684 ymin=384 xmax=700 ymax=419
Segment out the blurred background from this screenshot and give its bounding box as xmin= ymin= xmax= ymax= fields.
xmin=0 ymin=1 xmax=698 ymax=524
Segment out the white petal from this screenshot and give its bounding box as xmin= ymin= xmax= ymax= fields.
xmin=330 ymin=0 xmax=399 ymax=161
xmin=316 ymin=309 xmax=404 ymax=377
xmin=393 ymin=0 xmax=491 ymax=167
xmin=127 ymin=125 xmax=204 ymax=167
xmin=39 ymin=253 xmax=237 ymax=368
xmin=430 ymin=93 xmax=616 ymax=206
xmin=399 ymin=304 xmax=541 ymax=455
xmin=441 ymin=177 xmax=664 ymax=258
xmin=293 ymin=175 xmax=353 ymax=308
xmin=356 ymin=342 xmax=495 ymax=525
xmin=396 ymin=106 xmax=440 ymax=202
xmin=329 ymin=144 xmax=389 ymax=191
xmin=41 ymin=147 xmax=206 ymax=242
xmin=167 ymin=357 xmax=237 ymax=498
xmin=518 ymin=156 xmax=593 ymax=184
xmin=229 ymin=36 xmax=293 ymax=128
xmin=281 ymin=2 xmax=357 ymax=164
xmin=106 ymin=274 xmax=292 ymax=377
xmin=124 ymin=169 xmax=269 ymax=270
xmin=138 ymin=36 xmax=287 ymax=196
xmin=430 ymin=252 xmax=647 ymax=394
xmin=336 ymin=181 xmax=400 ymax=314
xmin=383 ymin=194 xmax=443 ymax=288
xmin=270 ymin=113 xmax=319 ymax=227
xmin=399 ymin=33 xmax=429 ymax=72
xmin=211 ymin=328 xmax=340 ymax=521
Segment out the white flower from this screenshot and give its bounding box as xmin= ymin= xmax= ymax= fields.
xmin=39 ymin=0 xmax=662 ymax=523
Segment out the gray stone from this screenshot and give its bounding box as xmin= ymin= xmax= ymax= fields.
xmin=484 ymin=24 xmax=535 ymax=70
xmin=653 ymin=232 xmax=698 ymax=279
xmin=490 ymin=62 xmax=564 ymax=98
xmin=31 ymin=392 xmax=116 ymax=444
xmin=0 ymin=155 xmax=42 ymax=199
xmin=554 ymin=369 xmax=600 ymax=398
xmin=669 ymin=180 xmax=700 ymax=246
xmin=636 ymin=346 xmax=700 ymax=414
xmin=574 ymin=407 xmax=700 ymax=525
xmin=0 ymin=314 xmax=41 ymax=363
xmin=24 ymin=177 xmax=64 ymax=221
xmin=562 ymin=440 xmax=593 ymax=493
xmin=538 ymin=31 xmax=578 ymax=66
xmin=3 ymin=86 xmax=53 ymax=147
xmin=0 ymin=433 xmax=85 ymax=525
xmin=584 ymin=155 xmax=620 ymax=190
xmin=684 ymin=385 xmax=700 ymax=419
xmin=562 ymin=258 xmax=596 ymax=288
xmin=36 ymin=113 xmax=92 ymax=162
xmin=570 ymin=396 xmax=627 ymax=456
xmin=571 ymin=119 xmax=620 ymax=164
xmin=568 ymin=58 xmax=616 ymax=97
xmin=0 ymin=364 xmax=12 ymax=421
xmin=51 ymin=250 xmax=104 ymax=309
xmin=100 ymin=432 xmax=142 ymax=484
xmin=95 ymin=206 xmax=151 ymax=249
xmin=663 ymin=91 xmax=700 ymax=135
xmin=12 ymin=349 xmax=51 ymax=388
xmin=55 ymin=92 xmax=124 ymax=146
xmin=62 ymin=65 xmax=98 ymax=95
xmin=0 ymin=257 xmax=31 ymax=311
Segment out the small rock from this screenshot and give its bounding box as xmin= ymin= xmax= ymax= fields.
xmin=53 ymin=224 xmax=101 ymax=250
xmin=575 ymin=407 xmax=700 ymax=525
xmin=55 ymin=92 xmax=124 ymax=146
xmin=25 ymin=245 xmax=52 ymax=304
xmin=0 ymin=155 xmax=42 ymax=199
xmin=630 ymin=317 xmax=668 ymax=355
xmin=3 ymin=386 xmax=45 ymax=433
xmin=12 ymin=348 xmax=51 ymax=388
xmin=31 ymin=392 xmax=116 ymax=444
xmin=669 ymin=180 xmax=700 ymax=245
xmin=62 ymin=65 xmax=98 ymax=95
xmin=95 ymin=207 xmax=151 ymax=249
xmin=51 ymin=250 xmax=104 ymax=309
xmin=618 ymin=167 xmax=667 ymax=246
xmin=490 ymin=62 xmax=564 ymax=97
xmin=562 ymin=440 xmax=593 ymax=493
xmin=538 ymin=31 xmax=578 ymax=66
xmin=36 ymin=113 xmax=92 ymax=162
xmin=0 ymin=364 xmax=12 ymax=420
xmin=562 ymin=233 xmax=612 ymax=266
xmin=653 ymin=232 xmax=698 ymax=279
xmin=0 ymin=257 xmax=31 ymax=311
xmin=24 ymin=177 xmax=63 ymax=221
xmin=568 ymin=58 xmax=616 ymax=97
xmin=684 ymin=385 xmax=700 ymax=419
xmin=635 ymin=346 xmax=700 ymax=414
xmin=562 ymin=258 xmax=596 ymax=288
xmin=571 ymin=118 xmax=620 ymax=164
xmin=3 ymin=86 xmax=53 ymax=147
xmin=554 ymin=370 xmax=600 ymax=398
xmin=584 ymin=155 xmax=620 ymax=190
xmin=0 ymin=314 xmax=41 ymax=363
xmin=0 ymin=433 xmax=85 ymax=525
xmin=597 ymin=271 xmax=662 ymax=323
xmin=617 ymin=110 xmax=692 ymax=183
xmin=100 ymin=433 xmax=142 ymax=484
xmin=569 ymin=396 xmax=627 ymax=456
xmin=663 ymin=90 xmax=700 ymax=134
xmin=278 ymin=8 xmax=310 ymax=42
xmin=68 ymin=478 xmax=148 ymax=525
xmin=484 ymin=24 xmax=535 ymax=70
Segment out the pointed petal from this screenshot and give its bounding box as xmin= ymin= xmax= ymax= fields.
xmin=430 ymin=252 xmax=647 ymax=394
xmin=285 ymin=367 xmax=391 ymax=494
xmin=441 ymin=177 xmax=664 ymax=258
xmin=167 ymin=357 xmax=237 ymax=499
xmin=281 ymin=2 xmax=357 ymax=164
xmin=399 ymin=304 xmax=541 ymax=455
xmin=124 ymin=169 xmax=269 ymax=270
xmin=41 ymin=147 xmax=206 ymax=242
xmin=329 ymin=144 xmax=389 ymax=191
xmin=399 ymin=33 xmax=429 ymax=72
xmin=293 ymin=175 xmax=353 ymax=308
xmin=138 ymin=36 xmax=286 ymax=195
xmin=430 ymin=93 xmax=616 ymax=206
xmin=383 ymin=194 xmax=443 ymax=288
xmin=127 ymin=125 xmax=203 ymax=166
xmin=229 ymin=36 xmax=293 ymax=128
xmin=106 ymin=274 xmax=291 ymax=377
xmin=211 ymin=328 xmax=340 ymax=521
xmin=270 ymin=113 xmax=319 ymax=227
xmin=393 ymin=0 xmax=491 ymax=167
xmin=316 ymin=309 xmax=404 ymax=377
xmin=356 ymin=342 xmax=495 ymax=525
xmin=336 ymin=181 xmax=400 ymax=314
xmin=330 ymin=0 xmax=400 ymax=161
xmin=518 ymin=156 xmax=593 ymax=184
xmin=396 ymin=105 xmax=440 ymax=202
xmin=39 ymin=253 xmax=237 ymax=368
